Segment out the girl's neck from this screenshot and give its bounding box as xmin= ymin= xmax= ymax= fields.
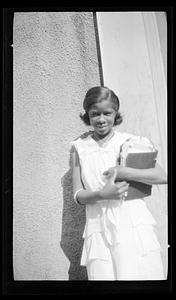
xmin=92 ymin=129 xmax=114 ymax=143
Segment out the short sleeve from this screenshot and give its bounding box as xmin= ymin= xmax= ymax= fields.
xmin=70 ymin=139 xmax=80 ymax=152
xmin=70 ymin=138 xmax=85 ymax=158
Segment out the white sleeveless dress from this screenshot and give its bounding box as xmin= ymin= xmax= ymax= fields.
xmin=72 ymin=130 xmax=164 ymax=280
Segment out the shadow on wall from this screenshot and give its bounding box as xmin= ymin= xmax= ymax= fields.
xmin=60 ymin=131 xmax=93 ymax=280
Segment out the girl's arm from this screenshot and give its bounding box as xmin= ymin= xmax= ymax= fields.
xmin=121 ymin=163 xmax=167 ymax=185
xmin=72 ymin=147 xmax=101 ymax=205
xmin=72 ymin=148 xmax=129 ymax=205
xmin=104 ymin=163 xmax=167 ymax=185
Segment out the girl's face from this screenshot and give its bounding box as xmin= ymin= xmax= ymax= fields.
xmin=88 ymin=99 xmax=117 ymax=137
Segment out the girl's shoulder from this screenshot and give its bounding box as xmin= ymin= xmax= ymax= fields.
xmin=113 ymin=130 xmax=154 ymax=149
xmin=113 ymin=130 xmax=136 ymax=145
xmin=70 ymin=131 xmax=93 ymax=152
xmin=114 ymin=130 xmax=152 ymax=142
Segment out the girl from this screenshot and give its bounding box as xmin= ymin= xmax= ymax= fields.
xmin=71 ymin=86 xmax=167 ymax=280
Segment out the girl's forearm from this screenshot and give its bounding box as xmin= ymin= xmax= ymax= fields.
xmin=76 ymin=189 xmax=103 ymax=205
xmin=123 ymin=167 xmax=167 ymax=185
xmin=75 ymin=181 xmax=129 ymax=205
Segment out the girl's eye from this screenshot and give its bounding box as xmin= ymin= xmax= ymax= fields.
xmin=103 ymin=112 xmax=112 ymax=116
xmin=89 ymin=111 xmax=112 ymax=117
xmin=90 ymin=112 xmax=99 ymax=117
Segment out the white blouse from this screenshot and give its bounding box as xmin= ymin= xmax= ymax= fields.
xmin=71 ymin=130 xmax=161 ymax=265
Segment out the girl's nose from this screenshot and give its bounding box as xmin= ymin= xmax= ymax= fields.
xmin=98 ymin=114 xmax=105 ymax=123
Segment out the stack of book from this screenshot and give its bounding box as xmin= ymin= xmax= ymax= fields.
xmin=119 ymin=137 xmax=158 ymax=200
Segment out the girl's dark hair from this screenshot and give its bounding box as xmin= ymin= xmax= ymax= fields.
xmin=80 ymin=86 xmax=123 ymax=126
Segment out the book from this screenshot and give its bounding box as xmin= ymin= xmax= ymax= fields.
xmin=119 ymin=137 xmax=158 ymax=200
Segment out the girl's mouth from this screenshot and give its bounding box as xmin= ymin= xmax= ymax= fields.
xmin=96 ymin=125 xmax=107 ymax=129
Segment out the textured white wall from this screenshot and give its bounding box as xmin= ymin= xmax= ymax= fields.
xmin=13 ymin=12 xmax=100 ymax=280
xmin=97 ymin=12 xmax=168 ymax=277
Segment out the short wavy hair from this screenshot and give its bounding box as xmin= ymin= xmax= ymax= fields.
xmin=80 ymin=86 xmax=123 ymax=126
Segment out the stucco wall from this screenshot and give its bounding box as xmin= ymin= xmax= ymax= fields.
xmin=13 ymin=12 xmax=100 ymax=280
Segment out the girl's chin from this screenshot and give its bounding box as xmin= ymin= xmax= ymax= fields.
xmin=96 ymin=127 xmax=111 ymax=136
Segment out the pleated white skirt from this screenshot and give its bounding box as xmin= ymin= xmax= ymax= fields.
xmin=81 ymin=200 xmax=165 ymax=280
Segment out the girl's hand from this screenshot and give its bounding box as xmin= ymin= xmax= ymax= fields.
xmin=100 ymin=167 xmax=129 ymax=200
xmin=103 ymin=165 xmax=127 ymax=182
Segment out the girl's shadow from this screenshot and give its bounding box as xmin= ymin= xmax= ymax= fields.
xmin=60 ymin=131 xmax=92 ymax=280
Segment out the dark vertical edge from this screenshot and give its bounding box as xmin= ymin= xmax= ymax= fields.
xmin=93 ymin=12 xmax=104 ymax=87
xmin=2 ymin=8 xmax=14 ymax=294
xmin=166 ymin=6 xmax=173 ymax=292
